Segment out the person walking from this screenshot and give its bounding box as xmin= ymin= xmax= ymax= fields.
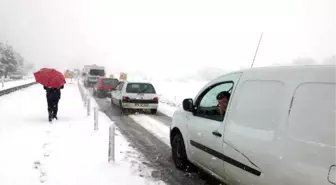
xmin=44 ymin=85 xmax=64 ymax=122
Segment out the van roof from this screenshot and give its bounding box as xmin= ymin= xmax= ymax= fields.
xmin=215 ymin=65 xmax=335 ymax=83
xmin=222 ymin=65 xmax=335 ymax=76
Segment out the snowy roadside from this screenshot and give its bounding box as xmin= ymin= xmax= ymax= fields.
xmin=72 ymin=80 xmax=167 ymax=185
xmin=0 ymin=78 xmax=35 ymax=91
xmin=152 ymin=79 xmax=207 ymax=106
xmin=152 ymin=79 xmax=207 ymax=118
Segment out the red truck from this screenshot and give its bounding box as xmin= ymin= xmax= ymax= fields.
xmin=93 ymin=77 xmax=119 ymax=98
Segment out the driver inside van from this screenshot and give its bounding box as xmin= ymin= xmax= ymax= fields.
xmin=216 ymin=91 xmax=230 ymax=116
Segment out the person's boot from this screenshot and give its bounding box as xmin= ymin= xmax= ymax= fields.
xmin=53 ymin=109 xmax=58 ymax=120
xmin=48 ymin=114 xmax=52 ymax=122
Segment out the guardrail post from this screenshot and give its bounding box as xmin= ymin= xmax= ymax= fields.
xmin=108 ymin=124 xmax=115 ymax=162
xmin=94 ymin=107 xmax=98 ymax=130
xmin=81 ymin=88 xmax=84 ymax=102
xmin=87 ymin=97 xmax=91 ymax=116
xmin=83 ymin=92 xmax=87 ymax=107
xmin=1 ymin=77 xmax=4 ymax=88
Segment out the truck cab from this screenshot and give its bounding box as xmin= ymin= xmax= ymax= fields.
xmin=83 ymin=65 xmax=105 ymax=87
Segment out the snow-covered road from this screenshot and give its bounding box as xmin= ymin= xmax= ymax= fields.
xmin=0 ymin=78 xmax=220 ymax=185
xmin=0 ymin=81 xmax=166 ymax=185
xmin=88 ymin=83 xmax=222 ymax=185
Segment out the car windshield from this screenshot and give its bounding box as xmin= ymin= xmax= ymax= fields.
xmin=89 ymin=69 xmax=105 ymax=76
xmin=126 ymin=83 xmax=156 ymax=94
xmin=103 ymin=78 xmax=118 ymax=84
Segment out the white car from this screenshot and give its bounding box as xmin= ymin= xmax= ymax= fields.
xmin=170 ymin=65 xmax=335 ymax=185
xmin=110 ymin=81 xmax=159 ymax=114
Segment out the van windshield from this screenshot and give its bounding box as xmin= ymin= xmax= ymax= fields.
xmin=103 ymin=78 xmax=118 ymax=84
xmin=89 ymin=69 xmax=105 ymax=76
xmin=126 ymin=83 xmax=156 ymax=94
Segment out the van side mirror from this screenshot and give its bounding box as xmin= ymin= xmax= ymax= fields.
xmin=182 ymin=98 xmax=194 ymax=112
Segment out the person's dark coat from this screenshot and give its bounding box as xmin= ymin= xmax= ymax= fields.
xmin=44 ymin=85 xmax=64 ymax=100
xmin=44 ymin=85 xmax=64 ymax=120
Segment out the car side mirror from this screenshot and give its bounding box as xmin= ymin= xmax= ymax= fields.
xmin=182 ymin=98 xmax=194 ymax=112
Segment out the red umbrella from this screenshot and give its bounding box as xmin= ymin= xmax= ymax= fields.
xmin=34 ymin=68 xmax=66 ymax=88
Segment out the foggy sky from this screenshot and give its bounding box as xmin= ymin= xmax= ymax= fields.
xmin=0 ymin=0 xmax=335 ymax=78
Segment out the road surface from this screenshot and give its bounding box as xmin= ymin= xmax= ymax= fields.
xmin=88 ymin=88 xmax=223 ymax=185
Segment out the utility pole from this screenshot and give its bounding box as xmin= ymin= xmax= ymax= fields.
xmin=250 ymin=32 xmax=264 ymax=68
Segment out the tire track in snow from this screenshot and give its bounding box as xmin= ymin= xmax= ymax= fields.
xmin=88 ymin=88 xmax=223 ymax=185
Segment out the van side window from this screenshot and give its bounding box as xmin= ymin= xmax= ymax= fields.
xmin=229 ymin=80 xmax=285 ymax=131
xmin=195 ymin=82 xmax=234 ymax=122
xmin=288 ymin=83 xmax=335 ymax=146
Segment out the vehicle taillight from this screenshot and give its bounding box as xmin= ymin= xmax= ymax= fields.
xmin=122 ymin=96 xmax=130 ymax=102
xmin=153 ymin=97 xmax=159 ymax=102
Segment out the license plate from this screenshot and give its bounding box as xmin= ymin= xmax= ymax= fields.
xmin=135 ymin=103 xmax=149 ymax=107
xmin=136 ymin=94 xmax=144 ymax=99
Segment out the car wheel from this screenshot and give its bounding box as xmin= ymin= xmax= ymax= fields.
xmin=150 ymin=109 xmax=157 ymax=114
xmin=111 ymin=98 xmax=115 ymax=107
xmin=119 ymin=100 xmax=128 ymax=114
xmin=171 ymin=132 xmax=191 ymax=171
xmin=97 ymin=92 xmax=102 ymax=98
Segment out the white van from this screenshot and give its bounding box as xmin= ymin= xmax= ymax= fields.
xmin=170 ymin=65 xmax=335 ymax=185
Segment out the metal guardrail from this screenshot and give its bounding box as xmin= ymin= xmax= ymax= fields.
xmin=78 ymin=79 xmax=87 ymax=102
xmin=0 ymin=82 xmax=37 ymax=96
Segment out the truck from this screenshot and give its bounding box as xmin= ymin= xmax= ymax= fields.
xmin=82 ymin=64 xmax=106 ymax=87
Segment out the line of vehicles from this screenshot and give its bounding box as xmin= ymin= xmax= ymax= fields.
xmin=81 ymin=64 xmax=335 ymax=185
xmin=81 ymin=64 xmax=159 ymax=114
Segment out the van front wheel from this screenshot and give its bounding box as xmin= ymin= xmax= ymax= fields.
xmin=171 ymin=132 xmax=191 ymax=171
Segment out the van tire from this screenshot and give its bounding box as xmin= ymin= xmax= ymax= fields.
xmin=171 ymin=132 xmax=191 ymax=171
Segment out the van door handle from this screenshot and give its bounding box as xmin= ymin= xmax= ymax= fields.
xmin=212 ymin=131 xmax=222 ymax=137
